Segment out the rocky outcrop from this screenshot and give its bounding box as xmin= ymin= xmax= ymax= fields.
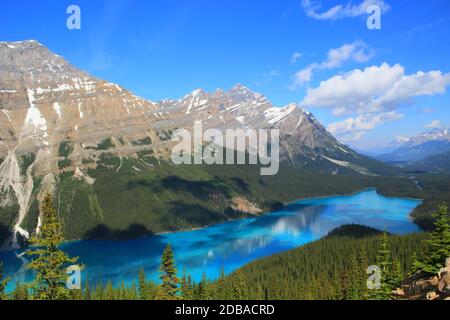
xmin=393 ymin=258 xmax=450 ymax=300
xmin=230 ymin=197 xmax=263 ymax=215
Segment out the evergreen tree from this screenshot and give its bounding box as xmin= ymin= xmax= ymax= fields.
xmin=410 ymin=251 xmax=424 ymax=275
xmin=84 ymin=278 xmax=91 ymax=300
xmin=156 ymin=243 xmax=179 ymax=300
xmin=216 ymin=268 xmax=226 ymax=300
xmin=129 ymin=283 xmax=138 ymax=300
xmin=138 ymin=268 xmax=148 ymax=300
xmin=120 ymin=281 xmax=126 ymax=300
xmin=232 ymin=270 xmax=247 ymax=300
xmin=0 ymin=261 xmax=9 ymax=300
xmin=346 ymin=251 xmax=361 ymax=300
xmin=26 ymin=194 xmax=79 ymax=300
xmin=93 ymin=283 xmax=104 ymax=300
xmin=423 ymin=203 xmax=450 ymax=273
xmin=180 ymin=269 xmax=193 ymax=299
xmin=105 ymin=280 xmax=115 ymax=300
xmin=356 ymin=246 xmax=369 ymax=300
xmin=391 ymin=259 xmax=403 ymax=293
xmin=197 ymin=272 xmax=209 ymax=300
xmin=370 ymin=232 xmax=394 ymax=300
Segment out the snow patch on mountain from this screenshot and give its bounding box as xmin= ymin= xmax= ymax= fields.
xmin=53 ymin=102 xmax=62 ymax=119
xmin=24 ymin=88 xmax=48 ymax=136
xmin=264 ymin=104 xmax=297 ymax=125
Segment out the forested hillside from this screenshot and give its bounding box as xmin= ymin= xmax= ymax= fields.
xmin=2 ymin=152 xmax=449 ymax=244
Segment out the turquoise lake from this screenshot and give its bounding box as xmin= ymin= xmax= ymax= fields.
xmin=0 ymin=189 xmax=422 ymax=291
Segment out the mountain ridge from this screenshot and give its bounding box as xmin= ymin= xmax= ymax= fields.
xmin=377 ymin=128 xmax=450 ymax=163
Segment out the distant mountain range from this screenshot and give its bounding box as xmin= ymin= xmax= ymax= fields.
xmin=376 ymin=128 xmax=450 ymax=163
xmin=0 ymin=40 xmax=395 ymax=248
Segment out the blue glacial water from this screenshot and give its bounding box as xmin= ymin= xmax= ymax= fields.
xmin=0 ymin=189 xmax=421 ymax=291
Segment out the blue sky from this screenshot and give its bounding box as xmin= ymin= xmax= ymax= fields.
xmin=0 ymin=0 xmax=449 ymax=150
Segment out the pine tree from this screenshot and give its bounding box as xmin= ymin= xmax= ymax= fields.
xmin=197 ymin=272 xmax=209 ymax=300
xmin=369 ymin=232 xmax=394 ymax=300
xmin=138 ymin=267 xmax=148 ymax=300
xmin=346 ymin=250 xmax=360 ymax=300
xmin=0 ymin=261 xmax=9 ymax=300
xmin=357 ymin=245 xmax=369 ymax=300
xmin=84 ymin=278 xmax=91 ymax=300
xmin=105 ymin=280 xmax=114 ymax=300
xmin=93 ymin=283 xmax=104 ymax=300
xmin=180 ymin=269 xmax=193 ymax=299
xmin=26 ymin=194 xmax=79 ymax=300
xmin=410 ymin=251 xmax=424 ymax=275
xmin=156 ymin=243 xmax=179 ymax=300
xmin=232 ymin=270 xmax=247 ymax=300
xmin=423 ymin=203 xmax=450 ymax=273
xmin=391 ymin=259 xmax=403 ymax=294
xmin=216 ymin=268 xmax=226 ymax=300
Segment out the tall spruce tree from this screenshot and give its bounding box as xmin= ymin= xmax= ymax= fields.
xmin=370 ymin=232 xmax=394 ymax=300
xmin=156 ymin=243 xmax=179 ymax=300
xmin=105 ymin=280 xmax=115 ymax=300
xmin=26 ymin=194 xmax=79 ymax=300
xmin=346 ymin=250 xmax=361 ymax=300
xmin=180 ymin=269 xmax=193 ymax=299
xmin=84 ymin=278 xmax=91 ymax=300
xmin=216 ymin=268 xmax=226 ymax=300
xmin=357 ymin=246 xmax=369 ymax=300
xmin=197 ymin=272 xmax=209 ymax=300
xmin=423 ymin=203 xmax=450 ymax=273
xmin=138 ymin=267 xmax=148 ymax=300
xmin=410 ymin=251 xmax=424 ymax=275
xmin=232 ymin=269 xmax=247 ymax=300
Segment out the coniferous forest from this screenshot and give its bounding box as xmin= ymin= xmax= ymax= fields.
xmin=1 ymin=196 xmax=449 ymax=301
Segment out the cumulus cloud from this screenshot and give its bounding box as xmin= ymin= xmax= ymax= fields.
xmin=425 ymin=120 xmax=443 ymax=128
xmin=304 ymin=63 xmax=450 ymax=141
xmin=327 ymin=111 xmax=403 ymax=141
xmin=291 ymin=52 xmax=303 ymax=64
xmin=301 ymin=0 xmax=390 ymax=21
xmin=302 ymin=63 xmax=450 ymax=115
xmin=290 ymin=41 xmax=373 ymax=89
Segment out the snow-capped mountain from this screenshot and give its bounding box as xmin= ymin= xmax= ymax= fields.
xmin=377 ymin=128 xmax=450 ymax=162
xmin=0 ymin=40 xmax=390 ymax=248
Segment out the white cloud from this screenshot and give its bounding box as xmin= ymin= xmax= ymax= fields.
xmin=291 ymin=66 xmax=315 ymax=89
xmin=304 ymin=63 xmax=450 ymax=141
xmin=328 ymin=111 xmax=403 ymax=141
xmin=290 ymin=41 xmax=373 ymax=89
xmin=321 ymin=41 xmax=373 ymax=69
xmin=291 ymin=52 xmax=303 ymax=64
xmin=425 ymin=120 xmax=443 ymax=128
xmin=302 ymin=63 xmax=450 ymax=115
xmin=301 ymin=0 xmax=390 ymax=21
